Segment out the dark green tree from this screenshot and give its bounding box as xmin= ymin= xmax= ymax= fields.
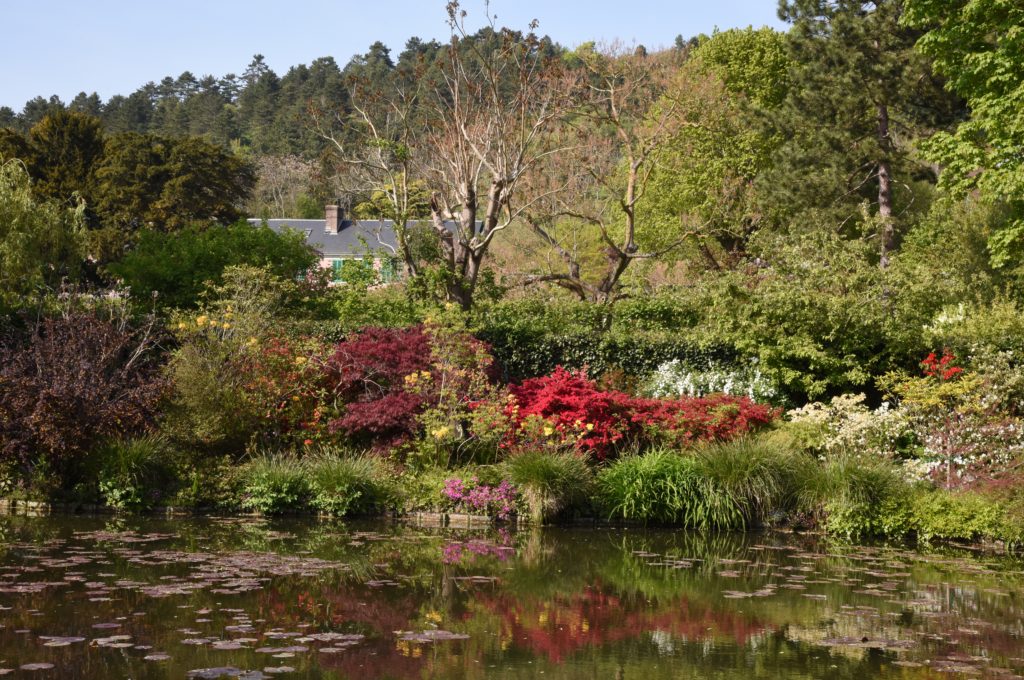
xmin=94 ymin=134 xmax=254 ymax=233
xmin=763 ymin=0 xmax=959 ymax=266
xmin=25 ymin=111 xmax=106 ymax=207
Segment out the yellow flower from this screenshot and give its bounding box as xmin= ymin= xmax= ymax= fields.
xmin=246 ymin=337 xmax=258 ymax=346
xmin=291 ymin=395 xmax=301 ymax=401
xmin=294 ymin=356 xmax=308 ymax=366
xmin=425 ymin=610 xmax=442 ymax=624
xmin=543 ymin=425 xmax=555 ymax=437
xmin=222 ymin=322 xmax=231 ymax=330
xmin=177 ymin=322 xmax=187 ymax=331
xmin=585 ymin=423 xmax=595 ymax=431
xmin=196 ymin=315 xmax=208 ymax=326
xmin=404 ymin=372 xmax=419 ymax=384
xmin=431 ymin=426 xmax=451 ymax=439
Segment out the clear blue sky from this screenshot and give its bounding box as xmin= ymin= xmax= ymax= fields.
xmin=1 ymin=0 xmax=786 ymax=111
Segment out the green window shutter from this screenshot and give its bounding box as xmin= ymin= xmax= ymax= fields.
xmin=331 ymin=259 xmax=344 ymax=282
xmin=382 ymin=257 xmax=398 ymax=283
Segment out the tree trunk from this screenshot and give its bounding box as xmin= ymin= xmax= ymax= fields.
xmin=876 ymin=102 xmax=896 ymax=268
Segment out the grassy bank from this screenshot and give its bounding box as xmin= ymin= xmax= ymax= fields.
xmin=7 ymin=433 xmax=1022 ymax=550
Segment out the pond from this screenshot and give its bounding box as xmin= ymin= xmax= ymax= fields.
xmin=0 ymin=516 xmax=1021 ymax=679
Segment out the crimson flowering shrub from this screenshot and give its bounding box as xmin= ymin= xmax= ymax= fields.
xmin=921 ymin=350 xmax=964 ymax=381
xmin=507 ymin=367 xmax=639 ymax=456
xmin=632 ymin=394 xmax=779 ymax=447
xmin=506 ymin=367 xmax=778 ymax=460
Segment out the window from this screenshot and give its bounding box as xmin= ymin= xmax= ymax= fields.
xmin=330 ymin=259 xmax=345 ymax=282
xmin=380 ymin=257 xmax=400 ymax=283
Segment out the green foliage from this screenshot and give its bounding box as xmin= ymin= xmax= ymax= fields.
xmin=911 ymin=489 xmax=1022 ymax=545
xmin=167 ymin=454 xmax=243 ymax=510
xmin=477 ymin=295 xmax=723 ymax=381
xmin=694 ymin=27 xmax=790 ymax=107
xmin=397 ymin=466 xmax=456 ymax=513
xmin=95 ymin=134 xmax=255 ymax=233
xmin=24 ymin=111 xmax=106 ymax=206
xmin=331 ymin=285 xmax=424 ymax=333
xmin=108 ymin=222 xmax=316 ymax=309
xmin=306 ymin=451 xmax=396 ymax=516
xmin=0 ymin=159 xmax=83 ymax=308
xmin=93 ymin=435 xmax=173 ymax=511
xmin=800 ymin=455 xmax=914 ymax=539
xmin=238 ymin=454 xmax=310 ymax=515
xmin=692 ymin=438 xmax=800 ymax=525
xmin=763 ymin=0 xmax=956 ymax=236
xmin=688 ymin=228 xmax=932 ymax=400
xmin=903 ymin=0 xmax=1024 ymax=268
xmin=503 ymin=451 xmax=593 ymax=523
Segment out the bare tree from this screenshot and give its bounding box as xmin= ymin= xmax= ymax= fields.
xmin=250 ymin=155 xmax=317 ymax=217
xmin=521 ymin=45 xmax=702 ymax=303
xmin=313 ymin=1 xmax=577 ymax=309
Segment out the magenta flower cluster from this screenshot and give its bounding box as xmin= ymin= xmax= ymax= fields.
xmin=442 ymin=477 xmax=517 ymax=520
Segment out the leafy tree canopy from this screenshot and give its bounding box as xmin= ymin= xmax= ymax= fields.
xmin=903 ymin=0 xmax=1024 ymax=268
xmin=107 ymin=221 xmax=316 ymax=309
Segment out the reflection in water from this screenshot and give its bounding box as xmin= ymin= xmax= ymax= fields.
xmin=0 ymin=515 xmax=1020 ymax=679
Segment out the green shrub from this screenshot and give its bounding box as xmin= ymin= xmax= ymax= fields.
xmin=911 ymin=490 xmax=1022 ymax=545
xmin=93 ymin=435 xmax=174 ymax=511
xmin=504 ymin=451 xmax=593 ymax=524
xmin=476 ymin=295 xmax=725 ymax=381
xmin=597 ymin=450 xmax=743 ymax=529
xmin=306 ymin=452 xmax=395 ymax=517
xmin=798 ymin=455 xmax=915 ymax=539
xmin=238 ymin=455 xmax=310 ymax=515
xmin=168 ymin=454 xmax=244 ymax=510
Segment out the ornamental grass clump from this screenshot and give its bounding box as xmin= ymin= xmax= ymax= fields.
xmin=306 ymin=451 xmax=395 ymax=517
xmin=799 ymin=454 xmax=913 ymax=539
xmin=504 ymin=450 xmax=593 ymax=524
xmin=596 ymin=450 xmax=743 ymax=529
xmin=693 ymin=437 xmax=803 ymax=527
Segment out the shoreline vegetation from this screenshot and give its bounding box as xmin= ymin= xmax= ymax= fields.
xmin=3 ymin=5 xmax=1024 ymax=557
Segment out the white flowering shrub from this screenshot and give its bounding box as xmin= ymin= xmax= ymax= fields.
xmin=786 ymin=393 xmax=913 ymax=461
xmin=642 ymin=359 xmax=780 ymax=403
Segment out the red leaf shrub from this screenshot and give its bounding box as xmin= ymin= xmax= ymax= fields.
xmin=0 ymin=312 xmax=165 ymax=478
xmin=506 ymin=367 xmax=778 ymax=459
xmin=322 ymin=326 xmax=434 ymax=446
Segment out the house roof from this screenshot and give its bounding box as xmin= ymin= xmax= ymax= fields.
xmin=249 ymin=218 xmax=400 ymax=258
xmin=250 ymin=217 xmax=467 ymax=259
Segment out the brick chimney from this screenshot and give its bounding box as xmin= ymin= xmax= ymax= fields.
xmin=325 ymin=204 xmax=341 ymax=234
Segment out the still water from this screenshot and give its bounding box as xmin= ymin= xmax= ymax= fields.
xmin=0 ymin=515 xmax=1021 ymax=679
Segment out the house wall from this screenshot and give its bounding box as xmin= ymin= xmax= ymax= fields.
xmin=319 ymin=256 xmax=400 ymax=285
